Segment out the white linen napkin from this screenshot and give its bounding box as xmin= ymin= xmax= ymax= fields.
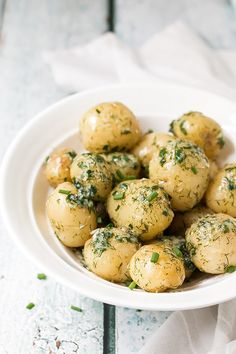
xmin=45 ymin=22 xmax=236 ymax=354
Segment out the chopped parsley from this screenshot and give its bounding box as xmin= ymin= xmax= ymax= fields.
xmin=92 ymin=229 xmax=113 ymax=255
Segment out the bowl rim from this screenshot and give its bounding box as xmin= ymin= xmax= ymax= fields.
xmin=1 ymin=81 xmax=236 ymax=311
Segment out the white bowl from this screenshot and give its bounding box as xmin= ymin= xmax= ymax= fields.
xmin=1 ymin=82 xmax=236 ymax=311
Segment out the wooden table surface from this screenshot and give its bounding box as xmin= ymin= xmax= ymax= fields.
xmin=0 ymin=1 xmax=236 ymax=353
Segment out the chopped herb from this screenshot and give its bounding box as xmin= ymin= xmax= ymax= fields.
xmin=146 ymin=191 xmax=158 ymax=202
xmin=179 ymin=120 xmax=187 ymax=135
xmin=145 ymin=129 xmax=154 ymax=134
xmin=121 ymin=129 xmax=131 ymax=135
xmin=128 ymin=224 xmax=133 ymax=229
xmin=174 ymin=148 xmax=186 ymax=164
xmin=103 ymin=145 xmax=109 ymax=152
xmin=115 ymin=205 xmax=120 ymax=211
xmin=113 ymin=191 xmax=124 ymax=200
xmin=45 ymin=155 xmax=50 ymax=163
xmin=169 ymin=120 xmax=175 ymax=134
xmin=71 ymin=305 xmax=83 ymax=312
xmin=97 ymin=216 xmax=103 ymax=224
xmin=226 ymin=265 xmax=236 ymax=273
xmin=159 ymin=148 xmax=167 ymax=166
xmin=106 ymin=223 xmax=114 ymax=228
xmin=151 ymin=252 xmax=159 ymax=263
xmin=162 ymin=209 xmax=168 ymax=216
xmin=26 ymin=302 xmax=35 ymax=310
xmin=217 ymin=135 xmax=225 ymax=148
xmin=78 ymin=161 xmax=87 ymax=169
xmin=225 ymin=177 xmax=236 ymax=191
xmin=59 ymin=189 xmax=71 ymax=195
xmin=96 ymin=108 xmax=101 ymax=114
xmin=173 ymin=246 xmax=183 ymax=258
xmin=92 ymin=229 xmax=113 ymax=255
xmin=128 ymin=281 xmax=137 ymax=290
xmin=191 ymin=166 xmax=198 ymax=174
xmin=37 ymin=273 xmax=47 ymax=280
xmin=125 ymin=175 xmax=136 ymax=180
xmin=67 ymin=150 xmax=77 ymax=159
xmin=116 ymin=170 xmax=125 ymax=180
xmin=119 ymin=183 xmax=128 ymax=190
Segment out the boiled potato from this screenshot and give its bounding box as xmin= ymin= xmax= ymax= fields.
xmin=168 ymin=205 xmax=214 ymax=235
xmin=79 ymin=102 xmax=141 ymax=152
xmin=146 ymin=236 xmax=195 ymax=279
xmin=45 ymin=148 xmax=76 ymax=187
xmin=206 ymin=164 xmax=236 ymax=217
xmin=46 ymin=182 xmax=97 ymax=247
xmin=186 ymin=213 xmax=236 ymax=274
xmin=107 ymin=179 xmax=174 ymax=241
xmin=209 ymin=160 xmax=219 ymax=181
xmin=170 ymin=111 xmax=225 ymax=159
xmin=129 ymin=244 xmax=185 ymax=292
xmin=131 ymin=132 xmax=176 ymax=167
xmin=70 ymin=153 xmax=113 ymax=201
xmin=104 ymin=152 xmax=140 ymax=182
xmin=84 ymin=227 xmax=140 ymax=282
xmin=149 ymin=140 xmax=210 ymax=211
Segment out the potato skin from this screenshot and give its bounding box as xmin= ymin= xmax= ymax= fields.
xmin=169 ymin=111 xmax=225 ymax=159
xmin=45 ymin=148 xmax=76 ymax=187
xmin=131 ymin=132 xmax=176 ymax=167
xmin=107 ymin=179 xmax=174 ymax=241
xmin=103 ymin=152 xmax=140 ymax=182
xmin=129 ymin=244 xmax=185 ymax=292
xmin=79 ymin=102 xmax=141 ymax=152
xmin=167 ymin=205 xmax=214 ymax=236
xmin=149 ymin=140 xmax=210 ymax=211
xmin=84 ymin=227 xmax=140 ymax=282
xmin=46 ymin=182 xmax=97 ymax=247
xmin=206 ymin=164 xmax=236 ymax=217
xmin=186 ymin=213 xmax=236 ymax=274
xmin=70 ymin=153 xmax=113 ymax=201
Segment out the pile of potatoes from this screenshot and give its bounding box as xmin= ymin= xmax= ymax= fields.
xmin=45 ymin=102 xmax=236 ymax=293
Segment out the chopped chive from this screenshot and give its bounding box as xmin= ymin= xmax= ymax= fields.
xmin=191 ymin=166 xmax=198 ymax=174
xmin=37 ymin=273 xmax=47 ymax=280
xmin=97 ymin=216 xmax=103 ymax=224
xmin=26 ymin=302 xmax=35 ymax=310
xmin=173 ymin=246 xmax=183 ymax=258
xmin=113 ymin=192 xmax=124 ymax=200
xmin=128 ymin=281 xmax=137 ymax=290
xmin=151 ymin=252 xmax=159 ymax=263
xmin=106 ymin=223 xmax=114 ymax=228
xmin=147 ymin=191 xmax=158 ymax=202
xmin=45 ymin=155 xmax=50 ymax=163
xmin=71 ymin=305 xmax=83 ymax=312
xmin=59 ymin=189 xmax=70 ymax=195
xmin=226 ymin=265 xmax=236 ymax=273
xmin=145 ymin=129 xmax=154 ymax=134
xmin=125 ymin=175 xmax=136 ymax=180
xmin=179 ymin=120 xmax=187 ymax=135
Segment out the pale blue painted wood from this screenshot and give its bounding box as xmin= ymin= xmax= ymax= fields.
xmin=115 ymin=0 xmax=236 ymax=49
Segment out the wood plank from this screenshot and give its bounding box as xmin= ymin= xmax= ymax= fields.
xmin=0 ymin=1 xmax=107 ymax=353
xmin=115 ymin=0 xmax=236 ymax=49
xmin=116 ymin=308 xmax=171 ymax=353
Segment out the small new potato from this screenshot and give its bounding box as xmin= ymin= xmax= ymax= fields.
xmin=168 ymin=205 xmax=214 ymax=235
xmin=170 ymin=111 xmax=225 ymax=159
xmin=206 ymin=164 xmax=236 ymax=217
xmin=129 ymin=244 xmax=185 ymax=292
xmin=45 ymin=148 xmax=76 ymax=187
xmin=149 ymin=140 xmax=210 ymax=211
xmin=107 ymin=179 xmax=174 ymax=241
xmin=104 ymin=152 xmax=140 ymax=181
xmin=46 ymin=182 xmax=97 ymax=247
xmin=131 ymin=132 xmax=176 ymax=167
xmin=84 ymin=227 xmax=140 ymax=282
xmin=186 ymin=213 xmax=236 ymax=274
xmin=79 ymin=102 xmax=142 ymax=152
xmin=70 ymin=153 xmax=113 ymax=201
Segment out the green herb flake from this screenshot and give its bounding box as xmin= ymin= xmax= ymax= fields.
xmin=116 ymin=170 xmax=125 ymax=180
xmin=217 ymin=135 xmax=225 ymax=148
xmin=106 ymin=223 xmax=114 ymax=228
xmin=128 ymin=281 xmax=137 ymax=290
xmin=179 ymin=120 xmax=187 ymax=135
xmin=145 ymin=129 xmax=154 ymax=134
xmin=147 ymin=191 xmax=158 ymax=202
xmin=151 ymin=252 xmax=159 ymax=263
xmin=96 ymin=108 xmax=101 ymax=114
xmin=173 ymin=246 xmax=183 ymax=258
xmin=226 ymin=265 xmax=236 ymax=273
xmin=113 ymin=191 xmax=124 ymax=200
xmin=71 ymin=305 xmax=83 ymax=312
xmin=191 ymin=166 xmax=198 ymax=174
xmin=169 ymin=120 xmax=175 ymax=134
xmin=26 ymin=302 xmax=35 ymax=310
xmin=125 ymin=175 xmax=136 ymax=180
xmin=59 ymin=189 xmax=71 ymax=195
xmin=159 ymin=148 xmax=167 ymax=166
xmin=174 ymin=148 xmax=186 ymax=164
xmin=37 ymin=273 xmax=47 ymax=280
xmin=67 ymin=150 xmax=77 ymax=159
xmin=45 ymin=155 xmax=50 ymax=163
xmin=97 ymin=216 xmax=103 ymax=224
xmin=162 ymin=209 xmax=168 ymax=216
